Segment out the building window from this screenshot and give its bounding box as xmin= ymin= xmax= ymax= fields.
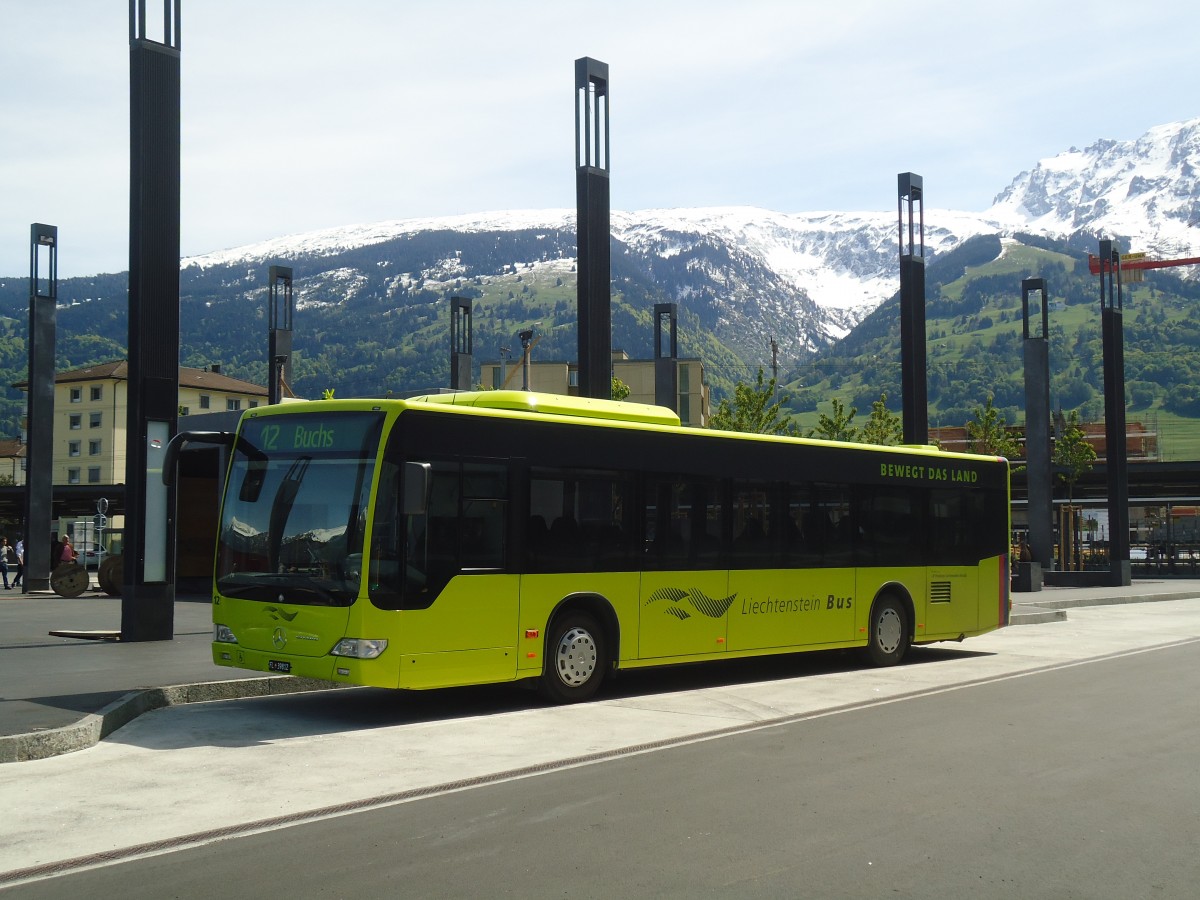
xmin=249 ymin=400 xmax=259 ymax=408
xmin=89 ymin=439 xmax=102 ymax=456
xmin=69 ymin=414 xmax=82 ymax=430
xmin=70 ymin=387 xmax=82 ymax=403
xmin=90 ymin=412 xmax=102 ymax=428
xmin=179 ymin=406 xmax=190 ymax=417
xmin=68 ymin=468 xmax=80 ymax=484
xmin=227 ymin=399 xmax=242 ymax=411
xmin=88 ymin=467 xmax=102 ymax=484
xmin=90 ymin=385 xmax=103 ymax=401
xmin=568 ymin=370 xmax=579 ymax=388
xmin=68 ymin=441 xmax=81 ymax=457
xmin=199 ymin=395 xmax=211 ymax=409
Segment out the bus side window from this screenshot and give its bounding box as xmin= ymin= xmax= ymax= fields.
xmin=461 ymin=463 xmax=507 ymax=570
xmin=732 ymin=481 xmax=777 ymax=568
xmin=819 ymin=484 xmax=853 ymax=567
xmin=529 ymin=469 xmax=632 ymax=573
xmin=645 ymin=478 xmax=722 ymax=570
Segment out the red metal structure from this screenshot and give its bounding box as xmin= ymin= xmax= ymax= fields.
xmin=1087 ymin=252 xmax=1200 ymax=275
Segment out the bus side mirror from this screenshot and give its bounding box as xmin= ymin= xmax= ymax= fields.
xmin=403 ymin=462 xmax=431 ymax=516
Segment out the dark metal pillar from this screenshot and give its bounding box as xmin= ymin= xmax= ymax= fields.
xmin=897 ymin=173 xmax=928 ymax=445
xmin=25 ymin=224 xmax=57 ymax=592
xmin=450 ymin=297 xmax=473 ymax=391
xmin=268 ymin=265 xmax=294 ymax=404
xmin=1022 ymin=278 xmax=1053 ymax=570
xmin=122 ymin=0 xmax=182 ymax=640
xmin=575 ymin=57 xmax=611 ymax=400
xmin=519 ymin=328 xmax=534 ymax=392
xmin=1098 ymin=239 xmax=1131 ymax=586
xmin=653 ymin=303 xmax=678 ymax=411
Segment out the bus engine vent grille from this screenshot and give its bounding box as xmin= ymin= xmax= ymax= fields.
xmin=930 ymin=582 xmax=952 ymax=603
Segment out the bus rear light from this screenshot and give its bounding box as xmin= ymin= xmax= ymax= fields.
xmin=331 ymin=638 xmax=388 ymax=659
xmin=214 ymin=624 xmax=238 ymax=644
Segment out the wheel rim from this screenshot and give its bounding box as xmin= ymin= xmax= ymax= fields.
xmin=876 ymin=607 xmax=903 ymax=654
xmin=554 ymin=625 xmax=598 ymax=687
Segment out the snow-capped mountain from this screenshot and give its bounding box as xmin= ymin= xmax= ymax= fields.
xmin=987 ymin=116 xmax=1200 ymax=259
xmin=175 ymin=117 xmax=1200 ymax=372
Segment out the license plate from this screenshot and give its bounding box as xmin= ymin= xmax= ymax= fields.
xmin=268 ymin=660 xmax=291 ymax=673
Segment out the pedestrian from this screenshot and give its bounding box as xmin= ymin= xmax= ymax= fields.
xmin=60 ymin=534 xmax=77 ymax=565
xmin=0 ymin=537 xmax=9 ymax=589
xmin=12 ymin=537 xmax=23 ymax=589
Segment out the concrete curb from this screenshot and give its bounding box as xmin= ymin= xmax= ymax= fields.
xmin=1009 ymin=606 xmax=1068 ymax=625
xmin=1007 ymin=589 xmax=1197 ymax=627
xmin=0 ymin=677 xmax=338 ymax=764
xmin=1019 ymin=590 xmax=1200 ymax=611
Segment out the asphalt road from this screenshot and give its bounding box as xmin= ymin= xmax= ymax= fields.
xmin=4 ymin=618 xmax=1198 ymax=898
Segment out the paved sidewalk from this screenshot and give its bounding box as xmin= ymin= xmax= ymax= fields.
xmin=2 ymin=578 xmax=1199 ymax=762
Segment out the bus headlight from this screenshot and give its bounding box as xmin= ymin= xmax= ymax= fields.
xmin=331 ymin=638 xmax=388 ymax=659
xmin=213 ymin=624 xmax=238 ymax=644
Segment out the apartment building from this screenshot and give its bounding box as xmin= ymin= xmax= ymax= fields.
xmin=16 ymin=361 xmax=268 ymax=486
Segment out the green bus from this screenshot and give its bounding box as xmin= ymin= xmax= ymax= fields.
xmin=184 ymin=390 xmax=1010 ymax=703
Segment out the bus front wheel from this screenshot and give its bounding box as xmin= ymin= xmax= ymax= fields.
xmin=540 ymin=611 xmax=606 ymax=703
xmin=864 ymin=595 xmax=909 ymax=667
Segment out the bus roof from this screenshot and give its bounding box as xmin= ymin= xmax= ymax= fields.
xmin=405 ymin=390 xmax=682 ymax=427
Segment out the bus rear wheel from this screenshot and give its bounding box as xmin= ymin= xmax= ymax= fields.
xmin=864 ymin=595 xmax=909 ymax=667
xmin=540 ymin=611 xmax=606 ymax=703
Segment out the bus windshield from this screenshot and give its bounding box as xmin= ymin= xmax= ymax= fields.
xmin=215 ymin=411 xmax=385 ymax=606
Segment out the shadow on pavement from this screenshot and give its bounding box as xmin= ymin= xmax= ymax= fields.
xmin=101 ymin=644 xmax=994 ymax=753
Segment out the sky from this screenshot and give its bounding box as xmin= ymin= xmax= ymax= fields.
xmin=2 ymin=0 xmax=1198 ymax=278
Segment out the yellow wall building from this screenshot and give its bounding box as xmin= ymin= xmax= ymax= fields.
xmin=478 ymin=351 xmax=711 ymax=427
xmin=19 ymin=361 xmax=267 ymax=487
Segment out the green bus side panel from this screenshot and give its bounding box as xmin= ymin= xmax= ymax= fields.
xmin=639 ymin=571 xmax=731 ymax=659
xmin=398 ymin=647 xmax=520 ymax=690
xmin=853 ymin=567 xmax=926 ymax=641
xmin=515 ymin=572 xmax=642 ymax=676
xmin=391 ymin=574 xmax=520 ymax=687
xmin=978 ymin=555 xmax=1006 ymax=632
xmin=396 ymin=575 xmax=520 ymax=655
xmin=727 ymin=568 xmax=857 ymax=651
xmin=924 ymin=566 xmax=979 ymax=638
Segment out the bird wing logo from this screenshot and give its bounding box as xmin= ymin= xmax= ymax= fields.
xmin=645 ymin=586 xmax=737 ymax=621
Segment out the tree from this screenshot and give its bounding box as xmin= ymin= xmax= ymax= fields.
xmin=860 ymin=392 xmax=902 ymax=446
xmin=1053 ymin=409 xmax=1097 ymax=571
xmin=610 ymin=377 xmax=631 ymax=402
xmin=809 ymin=398 xmax=859 ymax=442
xmin=709 ymin=368 xmax=799 ymax=436
xmin=966 ymin=393 xmax=1021 ymax=459
xmin=1053 ymin=409 xmax=1096 ymax=503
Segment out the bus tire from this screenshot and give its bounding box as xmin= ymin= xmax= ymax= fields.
xmin=864 ymin=595 xmax=909 ymax=667
xmin=540 ymin=611 xmax=606 ymax=703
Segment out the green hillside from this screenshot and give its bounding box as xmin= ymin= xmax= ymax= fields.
xmin=784 ymin=235 xmax=1200 ymax=460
